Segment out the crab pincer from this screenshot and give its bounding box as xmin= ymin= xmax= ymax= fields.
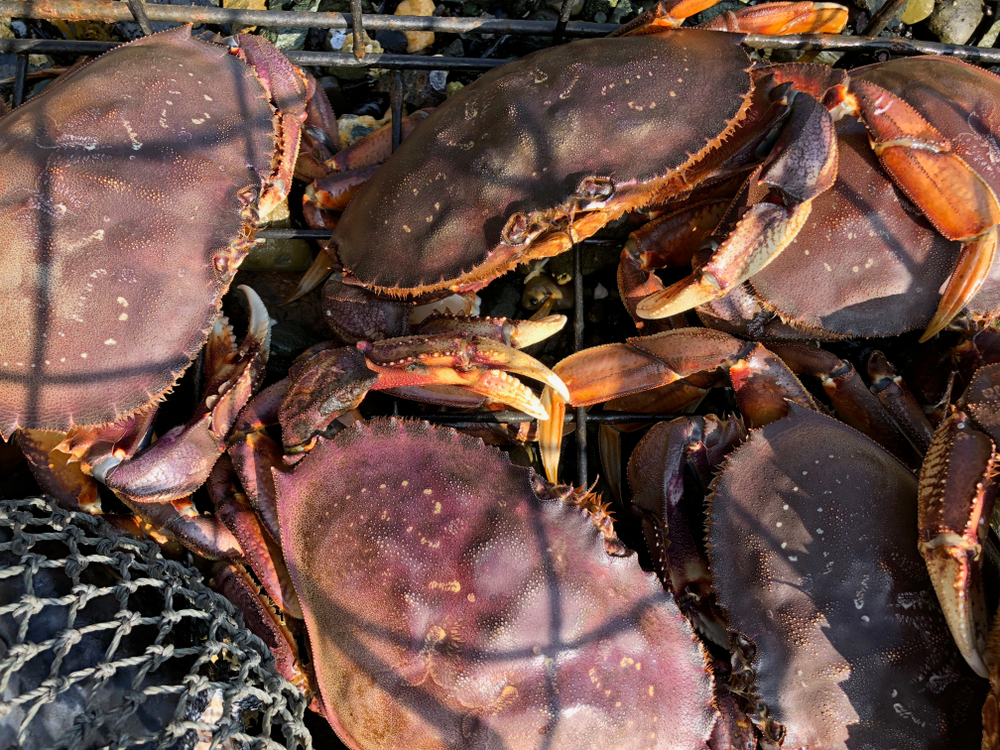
xmin=918 ymin=362 xmax=1000 ymax=678
xmin=640 ymin=57 xmax=1000 ymax=342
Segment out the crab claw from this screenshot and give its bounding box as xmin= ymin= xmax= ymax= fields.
xmin=918 ymin=408 xmax=997 ymax=678
xmin=101 ymin=286 xmax=271 ymax=503
xmin=363 ymin=333 xmax=570 ymax=417
xmin=921 ymin=227 xmax=999 ymax=342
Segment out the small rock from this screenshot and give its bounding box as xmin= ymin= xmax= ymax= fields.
xmin=395 ymin=0 xmax=436 ymax=53
xmin=900 ymin=0 xmax=934 ymax=25
xmin=980 ymin=19 xmax=1000 ymax=46
xmin=429 ymin=69 xmax=447 ymax=94
xmin=593 ymin=283 xmax=609 ymax=301
xmin=337 ymin=112 xmax=389 ymax=149
xmin=927 ymin=0 xmax=983 ymax=45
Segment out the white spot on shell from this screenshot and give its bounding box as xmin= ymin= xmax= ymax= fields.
xmin=104 ymin=339 xmax=116 ymax=346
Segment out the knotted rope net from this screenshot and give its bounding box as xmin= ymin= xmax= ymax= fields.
xmin=0 ymin=496 xmax=312 ymax=750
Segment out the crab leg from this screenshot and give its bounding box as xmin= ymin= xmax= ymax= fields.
xmin=211 ymin=563 xmax=313 ymax=696
xmin=638 ymin=92 xmax=839 ymax=319
xmin=867 ymin=350 xmax=936 ymax=454
xmin=768 ymin=342 xmax=921 ymax=465
xmin=841 ymin=80 xmax=1000 ymax=341
xmin=208 ymin=455 xmax=303 ymax=619
xmin=100 ymin=286 xmax=270 ymax=504
xmin=629 ymin=415 xmax=744 ymax=646
xmin=919 ymin=362 xmax=1000 ymax=678
xmin=538 ymin=328 xmax=818 ymax=481
xmin=615 ymin=0 xmax=846 ymax=35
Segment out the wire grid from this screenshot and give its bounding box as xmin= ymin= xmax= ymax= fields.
xmin=6 ymin=2 xmax=1000 ymax=488
xmin=0 ymin=495 xmax=311 ymax=750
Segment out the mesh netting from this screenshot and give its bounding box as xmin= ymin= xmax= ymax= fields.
xmin=0 ymin=496 xmax=312 ymax=750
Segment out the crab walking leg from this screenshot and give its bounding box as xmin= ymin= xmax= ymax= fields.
xmin=629 ymin=415 xmax=745 ymax=647
xmin=207 ymin=453 xmax=303 ymax=619
xmin=99 ymin=286 xmax=271 ymax=503
xmin=211 ymin=563 xmax=313 ymax=695
xmin=767 ymin=342 xmax=921 ymax=466
xmin=638 ymin=94 xmax=838 ymax=319
xmin=538 ymin=328 xmax=818 ymax=482
xmin=615 ymin=0 xmax=847 ymax=35
xmin=867 ymin=350 xmax=936 ymax=454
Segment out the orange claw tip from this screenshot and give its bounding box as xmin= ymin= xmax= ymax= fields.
xmin=538 ymin=386 xmax=567 ymax=483
xmin=635 ymin=272 xmax=722 ymax=319
xmin=920 ymin=540 xmax=990 ymax=678
xmin=920 ymin=229 xmax=998 ymax=343
xmin=509 ymin=314 xmax=568 ymax=348
xmin=469 ymin=339 xmax=571 ymax=403
xmin=284 ymin=248 xmax=337 ymax=305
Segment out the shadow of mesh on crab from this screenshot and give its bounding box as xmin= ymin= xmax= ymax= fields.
xmin=0 ymin=496 xmax=312 ymax=750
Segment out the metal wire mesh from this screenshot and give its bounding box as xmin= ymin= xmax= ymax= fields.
xmin=0 ymin=496 xmax=311 ymax=750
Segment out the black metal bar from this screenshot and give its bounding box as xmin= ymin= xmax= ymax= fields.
xmin=253 ymin=228 xmax=628 ymax=242
xmin=0 ymin=39 xmax=515 ymax=70
xmin=0 ymin=1 xmax=617 ymax=37
xmin=553 ymin=0 xmax=576 ymax=46
xmin=572 ymin=243 xmax=587 ymax=488
xmin=126 ymin=0 xmax=154 ymax=36
xmin=350 ymin=0 xmax=366 ymax=60
xmin=390 ymin=70 xmax=403 ymax=153
xmin=862 ymin=0 xmax=907 ymax=37
xmin=7 ymin=31 xmax=1000 ymax=66
xmin=835 ymin=0 xmax=906 ymax=68
xmin=742 ymin=31 xmax=1000 ymax=64
xmin=11 ymin=54 xmax=26 ymax=108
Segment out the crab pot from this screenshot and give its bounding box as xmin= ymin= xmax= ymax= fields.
xmin=0 ymin=495 xmax=311 ymax=749
xmin=4 ymin=1 xmax=1000 ymax=749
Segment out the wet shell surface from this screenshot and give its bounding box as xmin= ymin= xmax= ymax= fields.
xmin=334 ymin=29 xmax=752 ymax=292
xmin=708 ymin=406 xmax=985 ymax=749
xmin=276 ymin=418 xmax=717 ymax=749
xmin=0 ymin=25 xmax=275 ymax=435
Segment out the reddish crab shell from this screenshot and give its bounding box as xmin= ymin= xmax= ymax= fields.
xmin=332 ymin=29 xmax=754 ymax=295
xmin=0 ymin=26 xmax=282 ymax=436
xmin=719 ymin=57 xmax=1000 ymax=339
xmin=275 ymin=418 xmax=717 ymax=749
xmin=707 ymin=406 xmax=986 ymax=748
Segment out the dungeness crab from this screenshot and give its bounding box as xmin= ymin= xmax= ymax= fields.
xmin=210 ymin=417 xmax=724 ymax=749
xmin=294 ymin=0 xmax=1000 ymax=344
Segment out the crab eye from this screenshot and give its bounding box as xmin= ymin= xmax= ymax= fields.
xmin=502 ymin=212 xmax=532 ymax=245
xmin=576 ymin=177 xmax=615 ymax=204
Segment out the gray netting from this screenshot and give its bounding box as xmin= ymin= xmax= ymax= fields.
xmin=0 ymin=496 xmax=313 ymax=750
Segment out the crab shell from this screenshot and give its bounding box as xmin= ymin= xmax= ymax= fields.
xmin=707 ymin=406 xmax=985 ymax=748
xmin=727 ymin=57 xmax=1000 ymax=338
xmin=332 ymin=29 xmax=753 ymax=295
xmin=0 ymin=26 xmax=280 ymax=436
xmin=275 ymin=418 xmax=717 ymax=749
